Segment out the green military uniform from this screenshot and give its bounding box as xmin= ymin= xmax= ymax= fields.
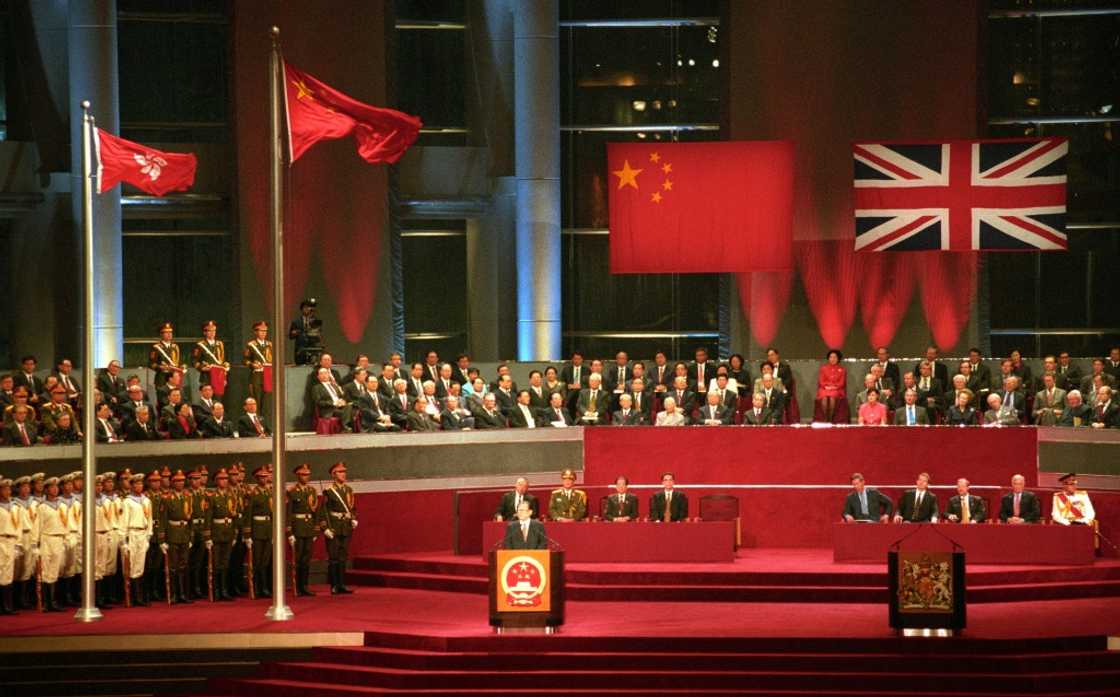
xmin=246 ymin=471 xmax=274 ymax=598
xmin=321 ymin=463 xmax=356 ymax=595
xmin=226 ymin=468 xmax=250 ymax=596
xmin=143 ymin=474 xmax=167 ymax=602
xmin=244 ymin=322 xmax=273 ymax=417
xmin=149 ymin=322 xmax=184 ymax=388
xmin=286 ymin=464 xmax=320 ymax=596
xmin=209 ymin=470 xmax=239 ymax=601
xmin=161 ymin=475 xmax=194 ymax=604
xmin=548 ymin=469 xmax=587 ymax=521
xmin=187 ymin=474 xmax=213 ymax=599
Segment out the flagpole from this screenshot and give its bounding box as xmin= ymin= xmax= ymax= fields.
xmin=265 ymin=25 xmax=293 ymax=622
xmin=75 ymin=100 xmax=102 ymax=623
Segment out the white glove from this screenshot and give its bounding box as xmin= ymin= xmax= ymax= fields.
xmin=287 ymin=535 xmax=296 ymax=546
xmin=160 ymin=543 xmax=169 ymax=553
xmin=205 ymin=540 xmax=213 ymax=550
xmin=245 ymin=539 xmax=253 ymax=549
xmin=188 ymin=542 xmax=193 ymax=550
xmin=324 ymin=529 xmax=335 ymax=539
xmin=14 ymin=543 xmax=23 ymax=555
xmin=351 ymin=519 xmax=358 ymax=529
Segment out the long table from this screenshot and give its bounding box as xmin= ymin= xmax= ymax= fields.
xmin=482 ymin=521 xmax=737 ymax=563
xmin=831 ymin=522 xmax=1096 ymax=565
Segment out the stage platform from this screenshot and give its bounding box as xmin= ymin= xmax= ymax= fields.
xmin=347 ymin=548 xmax=1120 ymax=604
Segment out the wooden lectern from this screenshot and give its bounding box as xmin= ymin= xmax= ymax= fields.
xmin=888 ymin=524 xmax=966 ymax=634
xmin=488 ymin=548 xmax=565 ymax=631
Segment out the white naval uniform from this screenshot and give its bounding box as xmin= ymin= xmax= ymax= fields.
xmin=37 ymin=498 xmax=70 ymax=584
xmin=0 ymin=500 xmax=20 ymax=586
xmin=63 ymin=495 xmax=82 ymax=577
xmin=13 ymin=497 xmax=38 ymax=583
xmin=94 ymin=494 xmax=118 ymax=580
xmin=1051 ymin=490 xmax=1096 ymax=526
xmin=120 ymin=494 xmax=153 ymax=579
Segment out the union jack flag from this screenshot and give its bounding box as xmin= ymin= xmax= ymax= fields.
xmin=853 ymin=138 xmax=1067 ymax=251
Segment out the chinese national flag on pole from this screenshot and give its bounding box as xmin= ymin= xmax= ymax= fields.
xmin=607 ymin=141 xmax=794 ymax=273
xmin=284 ymin=61 xmax=422 ymax=164
xmin=94 ymin=128 xmax=197 ymax=196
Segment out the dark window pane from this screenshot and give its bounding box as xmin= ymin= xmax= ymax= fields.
xmin=561 ymin=0 xmax=719 ymax=22
xmin=119 ymin=0 xmax=226 ymax=13
xmin=402 ymin=232 xmax=468 ymax=338
xmin=395 ymin=0 xmax=464 ymax=22
xmin=1039 ymin=122 xmax=1120 ymax=222
xmin=396 ymin=28 xmax=465 ymax=127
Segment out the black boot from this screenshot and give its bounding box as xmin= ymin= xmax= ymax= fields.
xmin=11 ymin=581 xmax=24 ymax=610
xmin=217 ymin=574 xmax=231 ymax=601
xmin=328 ymin=562 xmax=339 ymax=595
xmin=66 ymin=576 xmax=80 ymax=606
xmin=44 ymin=583 xmax=62 ymax=612
xmin=179 ymin=572 xmax=193 ymax=604
xmin=336 ymin=563 xmax=353 ymax=594
xmin=0 ymin=585 xmax=15 ymax=615
xmin=297 ymin=567 xmax=314 ymax=597
xmin=134 ymin=578 xmax=149 ymax=607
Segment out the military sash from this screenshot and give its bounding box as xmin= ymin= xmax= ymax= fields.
xmin=1055 ymin=492 xmax=1084 ymax=520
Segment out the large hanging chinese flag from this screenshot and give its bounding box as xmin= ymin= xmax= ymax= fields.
xmin=607 ymin=141 xmax=794 ymax=273
xmin=284 ymin=61 xmax=422 ymax=164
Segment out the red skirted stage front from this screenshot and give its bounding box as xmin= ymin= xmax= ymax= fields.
xmin=582 ymin=426 xmax=1038 ymax=487
xmin=481 ymin=521 xmax=736 ymax=562
xmin=832 ymin=522 xmax=1097 ymax=565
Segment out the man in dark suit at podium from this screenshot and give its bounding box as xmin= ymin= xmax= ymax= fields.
xmin=503 ymin=501 xmax=548 ymax=549
xmin=649 ymin=472 xmax=688 ymax=522
xmin=603 ymin=476 xmax=639 ymax=521
xmin=495 ymin=477 xmax=539 ymax=521
xmin=893 ymin=472 xmax=938 ymax=523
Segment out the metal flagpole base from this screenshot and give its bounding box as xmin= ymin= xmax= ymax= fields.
xmin=74 ymin=607 xmax=103 ymax=623
xmin=265 ymin=602 xmax=295 ymax=621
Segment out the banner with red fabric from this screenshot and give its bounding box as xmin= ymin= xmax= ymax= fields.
xmin=94 ymin=128 xmax=197 ymax=196
xmin=607 ymin=141 xmax=794 ymax=274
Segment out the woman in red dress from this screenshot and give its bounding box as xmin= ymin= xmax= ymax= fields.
xmin=816 ymin=350 xmax=846 ymax=423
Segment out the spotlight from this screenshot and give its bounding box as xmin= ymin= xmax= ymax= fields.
xmin=687 ymin=58 xmax=695 ymax=66
xmin=632 ymin=100 xmax=647 ymax=112
xmin=711 ymin=59 xmax=720 ymax=68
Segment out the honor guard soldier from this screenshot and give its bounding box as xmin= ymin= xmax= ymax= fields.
xmin=12 ymin=475 xmax=38 ymax=610
xmin=121 ymin=473 xmax=153 ymax=606
xmin=162 ymin=470 xmax=193 ymax=604
xmin=144 ymin=470 xmax=167 ymax=602
xmin=0 ymin=477 xmax=18 ymax=614
xmin=37 ymin=476 xmax=68 ymax=611
xmin=99 ymin=472 xmax=123 ymax=605
xmin=321 ymin=462 xmax=356 ymax=595
xmin=1052 ymin=473 xmax=1096 ymax=527
xmin=57 ymin=473 xmax=80 ymax=606
xmin=286 ymin=463 xmax=320 ymax=597
xmin=209 ymin=468 xmax=239 ymax=601
xmin=226 ymin=463 xmax=250 ymax=597
xmin=187 ymin=469 xmax=213 ymax=600
xmin=548 ymin=469 xmax=588 ymax=522
xmin=244 ymin=321 xmax=274 ymax=410
xmin=150 ymin=322 xmax=186 ymax=388
xmin=193 ymin=321 xmax=231 ymax=397
xmin=92 ymin=474 xmax=115 ymax=608
xmin=247 ymin=466 xmax=275 ymax=598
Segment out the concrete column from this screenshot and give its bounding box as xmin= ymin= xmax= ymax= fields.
xmin=467 ymin=0 xmax=515 ymax=177
xmin=513 ymin=0 xmax=561 ymax=361
xmin=69 ymin=0 xmax=123 ymax=367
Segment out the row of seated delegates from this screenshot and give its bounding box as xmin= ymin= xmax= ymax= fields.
xmin=496 ymin=470 xmax=689 ymax=534
xmin=842 ymin=472 xmax=1096 ymax=526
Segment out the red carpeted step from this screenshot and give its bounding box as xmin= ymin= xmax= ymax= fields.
xmin=351 ymin=556 xmax=489 ymax=578
xmin=312 ymin=645 xmax=1120 ymax=674
xmin=345 ymin=569 xmax=488 ymax=594
xmin=565 ymin=583 xmax=885 ymax=603
xmin=969 ymin=580 xmax=1120 ymax=603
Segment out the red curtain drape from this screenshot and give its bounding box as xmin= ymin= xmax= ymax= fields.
xmin=737 ymin=270 xmax=795 ymax=347
xmin=919 ymin=252 xmax=979 ymax=350
xmin=857 ymin=253 xmax=918 ymax=350
xmin=795 ymin=241 xmax=860 ymax=349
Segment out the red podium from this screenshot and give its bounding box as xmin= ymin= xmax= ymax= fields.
xmin=489 ymin=548 xmax=565 ymax=632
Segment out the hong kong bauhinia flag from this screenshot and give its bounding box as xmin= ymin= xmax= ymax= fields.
xmin=607 ymin=141 xmax=794 ymax=273
xmin=284 ymin=61 xmax=422 ymax=164
xmin=854 ymin=137 xmax=1068 ymax=251
xmin=94 ymin=129 xmax=197 ymax=196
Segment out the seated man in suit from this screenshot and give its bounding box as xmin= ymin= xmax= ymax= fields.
xmin=503 ymin=501 xmax=548 ymax=550
xmin=627 ymin=378 xmax=653 ymax=422
xmin=543 ymin=392 xmax=573 ymax=427
xmin=1091 ymin=385 xmax=1119 ymax=428
xmin=548 ymin=469 xmax=587 ymax=522
xmin=4 ymin=404 xmax=40 ymax=446
xmin=893 ymin=472 xmax=938 ymax=523
xmin=914 ymin=361 xmax=944 ymax=421
xmin=356 ymin=376 xmax=399 ymax=432
xmin=869 ymin=362 xmax=895 ymax=406
xmin=509 ymin=390 xmax=541 ymax=428
xmin=193 ymin=383 xmax=218 ymax=424
xmin=119 ymin=384 xmax=152 ymax=428
xmin=1033 ymin=372 xmax=1067 ymax=426
xmin=576 ymin=373 xmax=610 ymax=425
xmin=1056 ymin=389 xmax=1093 ymax=427
xmin=406 ymin=397 xmax=440 ymax=432
xmin=983 ymin=393 xmax=1020 ymax=426
xmin=842 ymin=472 xmax=893 ymax=522
xmin=124 ymin=405 xmax=160 ymax=441
xmin=650 ymin=472 xmax=688 ymax=522
xmin=312 ymin=366 xmax=353 ymax=430
xmin=1080 ymin=358 xmax=1117 ymax=395
xmin=698 ymin=390 xmax=732 ymax=425
xmin=666 ymin=375 xmax=695 ymax=419
xmin=237 ymin=397 xmax=271 ymax=438
xmin=603 ymin=475 xmax=639 ymax=522
xmin=893 ymin=388 xmax=929 ymax=426
xmin=388 ymin=379 xmax=413 ymax=428
xmin=756 ymin=374 xmax=785 ymax=418
xmin=200 ymin=401 xmax=236 ymax=438
xmin=943 ymin=478 xmax=987 ymax=524
xmin=93 ymin=402 xmax=124 ymax=443
xmin=655 ymin=396 xmax=688 ymax=426
xmin=492 ymin=374 xmax=518 ymax=418
xmin=612 ymin=393 xmax=644 ymax=426
xmin=997 ymin=375 xmax=1026 ymax=422
xmin=743 ymin=392 xmax=776 ymax=425
xmin=474 ymin=393 xmax=507 ymax=429
xmin=441 ymin=395 xmax=475 ymax=430
xmin=1000 ymin=474 xmax=1041 ymax=524
xmin=712 ymin=373 xmax=738 ymax=414
xmin=495 ymin=477 xmax=539 ymax=521
xmin=1051 ymin=473 xmax=1095 ymax=526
